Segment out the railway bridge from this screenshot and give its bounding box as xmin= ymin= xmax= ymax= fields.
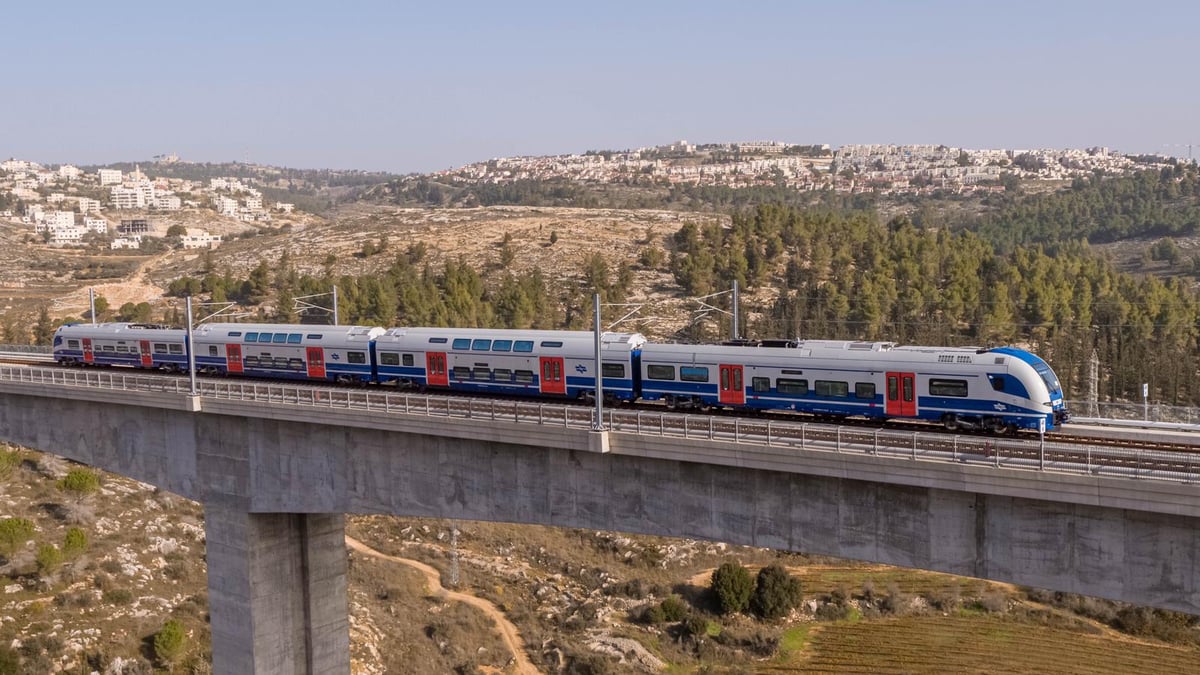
xmin=0 ymin=365 xmax=1198 ymax=674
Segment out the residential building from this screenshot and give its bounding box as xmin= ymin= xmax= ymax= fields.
xmin=57 ymin=165 xmax=82 ymax=180
xmin=180 ymin=229 xmax=222 ymax=249
xmin=110 ymin=237 xmax=141 ymax=250
xmin=110 ymin=186 xmax=145 ymax=209
xmin=97 ymin=169 xmax=123 ymax=185
xmin=153 ymin=195 xmax=181 ymax=210
xmin=77 ymin=197 xmax=101 ymax=214
xmin=84 ymin=217 xmax=108 ymax=233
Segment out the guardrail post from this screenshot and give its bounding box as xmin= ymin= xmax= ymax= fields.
xmin=708 ymin=417 xmax=713 ymax=440
xmin=735 ymin=419 xmax=740 ymax=443
xmin=912 ymin=433 xmax=917 ymax=460
xmin=836 ymin=427 xmax=841 ymax=453
xmin=684 ymin=417 xmax=689 ymax=439
xmin=636 ymin=411 xmax=642 ymax=434
xmin=994 ymin=442 xmax=1000 ymax=468
xmin=801 ymin=424 xmax=806 ymax=448
xmin=767 ymin=421 xmax=772 ymax=446
xmin=873 ymin=429 xmax=879 ymax=455
xmin=952 ymin=436 xmax=957 ymax=462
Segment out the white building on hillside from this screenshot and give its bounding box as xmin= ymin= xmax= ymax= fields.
xmin=181 ymin=229 xmax=222 ymax=249
xmin=84 ymin=217 xmax=108 ymax=233
xmin=110 ymin=237 xmax=141 ymax=250
xmin=58 ymin=165 xmax=82 ymax=180
xmin=77 ymin=197 xmax=101 ymax=214
xmin=153 ymin=195 xmax=181 ymax=210
xmin=110 ymin=186 xmax=145 ymax=209
xmin=215 ymin=196 xmax=238 ymax=217
xmin=97 ymin=169 xmax=122 ymax=185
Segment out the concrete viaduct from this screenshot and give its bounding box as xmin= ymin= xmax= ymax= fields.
xmin=0 ymin=368 xmax=1197 ymax=674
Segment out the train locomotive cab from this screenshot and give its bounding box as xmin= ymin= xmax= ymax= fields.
xmin=985 ymin=347 xmax=1069 ymax=432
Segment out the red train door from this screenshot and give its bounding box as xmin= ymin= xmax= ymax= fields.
xmin=139 ymin=340 xmax=152 ymax=367
xmin=82 ymin=338 xmax=94 ymax=364
xmin=226 ymin=344 xmax=243 ymax=374
xmin=306 ymin=347 xmax=325 ymax=379
xmin=886 ymin=372 xmax=916 ymax=417
xmin=426 ymin=352 xmax=448 ymax=387
xmin=719 ymin=364 xmax=744 ymax=405
xmin=539 ymin=357 xmax=565 ymax=395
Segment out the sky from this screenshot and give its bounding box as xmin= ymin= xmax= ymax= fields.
xmin=3 ymin=1 xmax=1198 ymax=173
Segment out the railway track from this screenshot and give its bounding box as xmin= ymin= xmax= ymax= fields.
xmin=4 ymin=356 xmax=1197 ymax=457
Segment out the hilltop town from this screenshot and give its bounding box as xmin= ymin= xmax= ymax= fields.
xmin=420 ymin=141 xmax=1179 ymax=196
xmin=0 ymin=141 xmax=1186 ymax=254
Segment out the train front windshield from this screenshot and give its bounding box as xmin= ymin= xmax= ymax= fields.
xmin=1032 ymin=361 xmax=1062 ymax=395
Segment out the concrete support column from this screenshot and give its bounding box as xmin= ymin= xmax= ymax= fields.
xmin=205 ymin=504 xmax=350 ymax=674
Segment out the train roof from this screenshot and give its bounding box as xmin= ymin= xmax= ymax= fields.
xmin=377 ymin=326 xmax=646 ymax=349
xmin=194 ymin=322 xmax=384 ymax=340
xmin=55 ymin=322 xmax=186 ymax=340
xmin=643 ymin=340 xmax=1032 ymax=367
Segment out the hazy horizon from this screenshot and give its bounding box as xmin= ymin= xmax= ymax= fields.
xmin=5 ymin=0 xmax=1198 ymax=173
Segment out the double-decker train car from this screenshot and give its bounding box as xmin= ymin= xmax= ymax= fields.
xmin=51 ymin=320 xmax=1069 ymax=433
xmin=373 ymin=327 xmax=645 ymax=401
xmin=191 ymin=323 xmax=385 ymax=384
xmin=639 ymin=339 xmax=1068 ymax=432
xmin=53 ymin=323 xmax=189 ymax=370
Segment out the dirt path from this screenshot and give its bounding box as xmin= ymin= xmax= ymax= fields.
xmin=345 ymin=536 xmax=541 ymax=675
xmin=52 ymin=250 xmax=178 ymax=317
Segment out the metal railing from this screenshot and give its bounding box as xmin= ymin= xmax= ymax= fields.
xmin=0 ymin=344 xmax=52 ymax=354
xmin=1067 ymin=400 xmax=1200 ymax=425
xmin=0 ymin=365 xmax=1196 ymax=485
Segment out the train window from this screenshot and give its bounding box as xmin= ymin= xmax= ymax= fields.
xmin=647 ymin=365 xmax=676 ymax=380
xmin=816 ymin=380 xmax=849 ymax=397
xmin=602 ymin=363 xmax=625 ymax=378
xmin=245 ymin=332 xmax=258 ymax=342
xmin=428 ymin=337 xmax=447 ymax=344
xmin=403 ymin=354 xmax=414 ymax=366
xmin=515 ymin=369 xmax=534 ymax=383
xmin=287 ymin=334 xmax=302 ymax=344
xmin=492 ymin=340 xmax=512 ymax=352
xmin=472 ymin=339 xmax=492 ymax=351
xmin=227 ymin=331 xmax=242 ymax=337
xmin=257 ymin=333 xmax=273 ymax=343
xmin=513 ymin=341 xmax=534 ymax=353
xmin=453 ymin=367 xmax=469 ymax=381
xmin=289 ymin=358 xmax=305 ymax=370
xmin=540 ymin=341 xmax=563 ymax=348
xmin=67 ymin=339 xmax=80 ymax=350
xmin=209 ymin=346 xmax=218 ymax=357
xmin=102 ymin=345 xmax=115 ymax=352
xmin=855 ymin=382 xmax=876 ymax=400
xmin=154 ymin=343 xmax=168 ymax=354
xmin=752 ymin=377 xmax=771 ymax=393
xmin=452 ymin=338 xmax=471 ymax=350
xmin=380 ymin=352 xmax=400 ymax=366
xmin=493 ymin=368 xmax=512 ymax=381
xmin=272 ymin=333 xmax=288 ymax=344
xmin=680 ymin=366 xmax=709 ymax=382
xmin=903 ymin=378 xmax=914 ymax=402
xmin=990 ymin=376 xmax=1005 ymax=392
xmin=887 ymin=376 xmax=898 ymax=401
xmin=473 ymin=367 xmax=491 ymax=380
xmin=244 ymin=356 xmax=259 ymax=367
xmin=274 ymin=357 xmax=290 ymax=369
xmin=930 ymin=379 xmax=968 ymax=397
xmin=169 ymin=344 xmax=183 ymax=355
xmin=116 ymin=345 xmax=128 ymax=353
xmin=777 ymin=378 xmax=808 ymax=395
xmin=348 ymin=351 xmax=367 ymax=365
xmin=306 ymin=334 xmax=323 ymax=340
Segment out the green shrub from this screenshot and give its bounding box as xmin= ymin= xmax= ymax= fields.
xmin=752 ymin=565 xmax=802 ymax=620
xmin=57 ymin=468 xmax=100 ymax=501
xmin=660 ymin=595 xmax=688 ymax=622
xmin=0 ymin=517 xmax=35 ymax=558
xmin=683 ymin=615 xmax=713 ymax=639
xmin=711 ymin=561 xmax=755 ymax=615
xmin=35 ymin=544 xmax=62 ymax=574
xmin=154 ymin=619 xmax=188 ymax=666
xmin=640 ymin=604 xmax=666 ymax=624
xmin=0 ymin=449 xmax=20 ymax=482
xmin=0 ymin=644 xmax=17 ymax=675
xmin=62 ymin=528 xmax=88 ymax=559
xmin=103 ymin=588 xmax=133 ymax=605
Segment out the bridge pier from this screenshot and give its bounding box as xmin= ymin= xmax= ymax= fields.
xmin=204 ymin=505 xmax=350 ymax=675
